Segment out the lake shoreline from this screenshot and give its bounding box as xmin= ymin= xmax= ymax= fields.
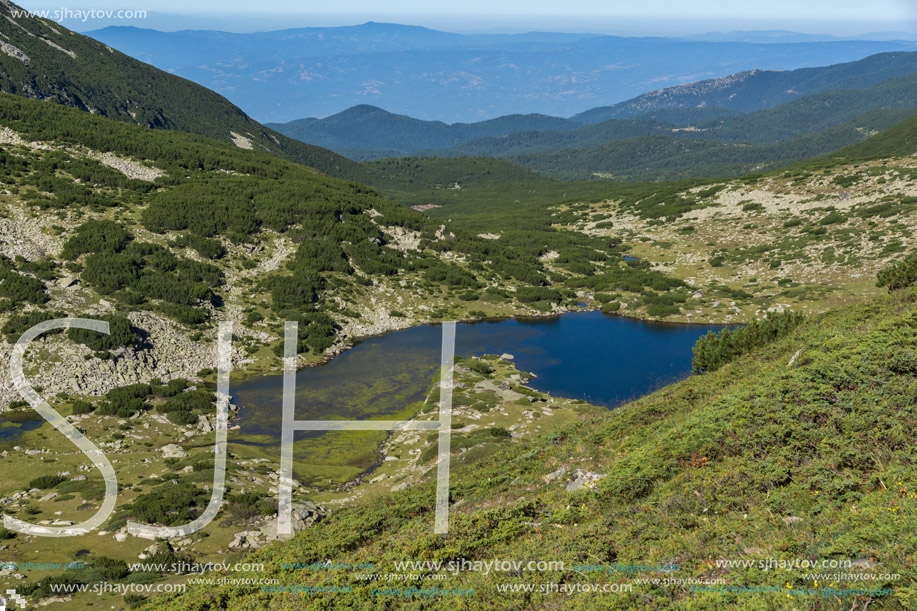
xmin=229 ymin=301 xmax=732 ymax=386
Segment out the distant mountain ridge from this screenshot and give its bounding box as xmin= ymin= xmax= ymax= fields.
xmin=266 ymin=106 xmax=580 ymax=157
xmin=267 ymin=55 xmax=917 ymax=173
xmin=86 ymin=23 xmax=917 ymax=122
xmin=679 ymin=30 xmax=917 ymax=43
xmin=573 ymin=51 xmax=917 ymax=122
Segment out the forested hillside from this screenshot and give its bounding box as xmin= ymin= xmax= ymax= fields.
xmin=510 ymin=109 xmax=916 ymax=180
xmin=0 ymin=1 xmax=359 ymax=177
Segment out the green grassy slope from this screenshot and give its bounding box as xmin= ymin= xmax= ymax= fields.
xmin=148 ymin=274 xmax=917 ymax=610
xmin=0 ymin=1 xmax=360 ymax=177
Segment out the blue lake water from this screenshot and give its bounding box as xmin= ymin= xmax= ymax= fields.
xmin=232 ymin=311 xmax=725 ymax=440
xmin=0 ymin=415 xmax=43 ymax=442
xmin=0 ymin=312 xmax=725 ymax=448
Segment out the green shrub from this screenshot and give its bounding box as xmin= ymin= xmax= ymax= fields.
xmin=819 ymin=211 xmax=847 ymax=225
xmin=167 ymin=411 xmax=199 ymax=426
xmin=61 ymin=220 xmax=132 ymax=260
xmin=877 ymin=252 xmax=917 ymax=291
xmin=646 ymin=303 xmax=680 ymax=318
xmin=124 ymin=594 xmax=147 ymax=608
xmin=516 ymin=287 xmax=561 ymax=303
xmin=467 ymin=360 xmax=494 ymax=376
xmin=170 ymin=234 xmax=226 ymax=260
xmin=244 ymin=311 xmax=265 ymax=325
xmin=67 ymin=315 xmax=137 ymax=352
xmin=692 ymin=311 xmax=804 ymax=373
xmin=29 ymin=474 xmax=65 ymax=489
xmin=127 ymin=482 xmax=210 ymax=526
xmin=71 ymin=400 xmax=95 ymax=415
xmin=601 ymin=301 xmax=621 ymax=313
xmin=227 ymin=492 xmax=275 ymax=521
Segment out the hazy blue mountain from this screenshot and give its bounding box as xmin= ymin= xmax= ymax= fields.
xmin=268 ymin=62 xmax=917 ymax=163
xmin=266 ymin=105 xmax=580 ymax=155
xmin=572 ymin=51 xmax=917 ymax=122
xmin=85 ymin=23 xmax=917 ymax=123
xmin=679 ymin=31 xmax=916 ymax=43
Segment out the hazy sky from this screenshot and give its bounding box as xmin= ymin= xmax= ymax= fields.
xmin=20 ymin=0 xmax=917 ymax=34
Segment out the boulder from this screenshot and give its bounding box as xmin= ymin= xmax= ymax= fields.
xmin=160 ymin=444 xmax=187 ymax=458
xmin=565 ymin=469 xmax=606 ymax=492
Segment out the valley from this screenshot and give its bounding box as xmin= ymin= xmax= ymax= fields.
xmin=0 ymin=1 xmax=916 ymax=608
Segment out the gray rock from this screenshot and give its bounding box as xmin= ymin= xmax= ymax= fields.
xmin=197 ymin=415 xmax=213 ymax=433
xmin=565 ymin=469 xmax=605 ymax=492
xmin=851 ymin=558 xmax=879 ymax=569
xmin=160 ymin=444 xmax=187 ymax=458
